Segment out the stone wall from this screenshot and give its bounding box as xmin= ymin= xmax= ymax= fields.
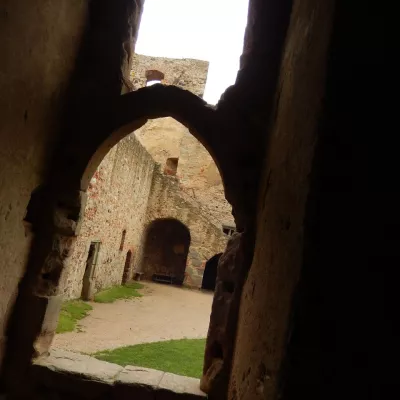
xmin=131 ymin=54 xmax=209 ymax=97
xmin=60 ymin=135 xmax=155 ymax=299
xmin=132 ymin=54 xmax=234 ymax=229
xmin=139 ymin=164 xmax=228 ymax=289
xmin=60 ymin=133 xmax=227 ymax=299
xmin=0 ymin=0 xmax=89 ymax=364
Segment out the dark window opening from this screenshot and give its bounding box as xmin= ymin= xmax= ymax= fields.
xmin=202 ymin=253 xmax=222 ymax=291
xmin=120 ymin=229 xmax=127 ymax=251
xmin=81 ymin=241 xmax=101 ymax=300
xmin=164 ymin=157 xmax=179 ymax=176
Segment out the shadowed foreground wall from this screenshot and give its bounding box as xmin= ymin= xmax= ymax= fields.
xmin=0 ymin=0 xmax=89 ymax=363
xmin=60 ymin=135 xmax=155 ymax=299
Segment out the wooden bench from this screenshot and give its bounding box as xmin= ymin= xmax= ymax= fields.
xmin=152 ymin=273 xmax=174 ymax=284
xmin=133 ymin=271 xmax=144 ymax=281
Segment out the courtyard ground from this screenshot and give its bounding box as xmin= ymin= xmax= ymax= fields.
xmin=52 ymin=282 xmax=213 ymax=354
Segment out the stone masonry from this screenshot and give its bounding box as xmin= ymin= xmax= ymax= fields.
xmin=60 ymin=133 xmax=228 ymax=299
xmin=132 ymin=54 xmax=234 ymax=228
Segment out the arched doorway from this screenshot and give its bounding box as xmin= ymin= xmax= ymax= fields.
xmin=142 ymin=218 xmax=191 ymax=285
xmin=202 ymin=253 xmax=222 ymax=291
xmin=122 ymin=250 xmax=132 ymax=284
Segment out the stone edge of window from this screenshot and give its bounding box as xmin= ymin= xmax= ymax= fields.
xmin=31 ymin=349 xmax=207 ymax=399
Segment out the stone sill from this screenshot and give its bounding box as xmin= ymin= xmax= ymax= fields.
xmin=31 ymin=349 xmax=207 ymax=399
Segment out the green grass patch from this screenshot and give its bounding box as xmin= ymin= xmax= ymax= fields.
xmin=94 ymin=338 xmax=206 ymax=378
xmin=94 ymin=282 xmax=144 ymax=303
xmin=56 ymin=301 xmax=92 ymax=334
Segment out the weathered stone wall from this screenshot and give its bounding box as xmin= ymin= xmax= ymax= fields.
xmin=135 ymin=118 xmax=234 ymax=230
xmin=0 ymin=0 xmax=89 ymax=364
xmin=60 ymin=135 xmax=155 ymax=299
xmin=131 ymin=54 xmax=209 ymax=97
xmin=60 ymin=133 xmax=227 ymax=299
xmin=137 ymin=165 xmax=228 ymax=289
xmin=132 ymin=54 xmax=234 ymax=229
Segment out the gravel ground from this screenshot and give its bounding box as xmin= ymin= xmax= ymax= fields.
xmin=52 ymin=282 xmax=213 ymax=353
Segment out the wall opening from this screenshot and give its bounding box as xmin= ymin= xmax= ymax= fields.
xmin=146 ymin=69 xmax=164 ymax=86
xmin=81 ymin=241 xmax=101 ymax=301
xmin=119 ymin=229 xmax=127 ymax=251
xmin=201 ymin=253 xmax=222 ymax=291
xmin=142 ymin=218 xmax=191 ymax=285
xmin=222 ymin=223 xmax=236 ymax=236
xmin=164 ymin=157 xmax=179 ymax=176
xmin=122 ymin=250 xmax=133 ymax=284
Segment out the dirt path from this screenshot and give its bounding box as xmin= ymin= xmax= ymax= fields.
xmin=52 ymin=282 xmax=213 ymax=354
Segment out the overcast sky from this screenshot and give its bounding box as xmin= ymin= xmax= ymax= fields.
xmin=135 ymin=0 xmax=249 ymax=104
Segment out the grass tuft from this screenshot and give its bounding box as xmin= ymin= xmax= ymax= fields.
xmin=94 ymin=282 xmax=144 ymax=303
xmin=93 ymin=338 xmax=206 ymax=379
xmin=56 ymin=301 xmax=92 ymax=334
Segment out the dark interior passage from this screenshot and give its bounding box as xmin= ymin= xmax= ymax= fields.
xmin=202 ymin=253 xmax=222 ymax=291
xmin=142 ymin=218 xmax=191 ymax=285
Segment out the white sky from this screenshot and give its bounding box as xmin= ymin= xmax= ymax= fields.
xmin=135 ymin=0 xmax=249 ymax=105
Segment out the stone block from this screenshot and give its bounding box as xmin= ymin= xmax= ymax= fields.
xmin=32 ymin=350 xmax=121 ymax=398
xmin=156 ymin=373 xmax=206 ymax=399
xmin=35 ymin=349 xmax=123 ymax=382
xmin=114 ymin=366 xmax=164 ymax=400
xmin=34 ymin=295 xmax=63 ymax=356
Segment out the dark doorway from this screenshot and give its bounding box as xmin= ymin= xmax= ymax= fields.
xmin=81 ymin=241 xmax=101 ymax=300
xmin=201 ymin=253 xmax=222 ymax=291
xmin=142 ymin=218 xmax=191 ymax=285
xmin=122 ymin=250 xmax=132 ymax=284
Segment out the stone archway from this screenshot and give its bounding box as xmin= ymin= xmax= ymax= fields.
xmin=142 ymin=218 xmax=191 ymax=285
xmin=202 ymin=253 xmax=222 ymax=291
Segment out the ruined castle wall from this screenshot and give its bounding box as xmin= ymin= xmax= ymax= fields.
xmin=136 ymin=165 xmax=228 ymax=288
xmin=60 ymin=135 xmax=155 ymax=299
xmin=131 ymin=54 xmax=209 ymax=97
xmin=132 ymin=54 xmax=234 ymax=229
xmin=61 ymin=134 xmax=227 ymax=299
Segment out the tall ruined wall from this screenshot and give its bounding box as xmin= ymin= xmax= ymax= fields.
xmin=60 ymin=133 xmax=227 ymax=299
xmin=132 ymin=54 xmax=234 ymax=229
xmin=131 ymin=54 xmax=209 ymax=97
xmin=137 ymin=165 xmax=228 ymax=288
xmin=0 ymin=0 xmax=89 ymax=362
xmin=60 ymin=135 xmax=155 ymax=299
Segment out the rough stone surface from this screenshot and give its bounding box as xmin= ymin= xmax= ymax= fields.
xmin=30 ymin=349 xmax=205 ymax=399
xmin=131 ymin=54 xmax=209 ymax=98
xmin=60 ymin=135 xmax=155 ymax=298
xmin=132 ymin=54 xmax=233 ymax=228
xmin=60 ymin=134 xmax=228 ymax=298
xmin=35 ymin=349 xmax=123 ymax=383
